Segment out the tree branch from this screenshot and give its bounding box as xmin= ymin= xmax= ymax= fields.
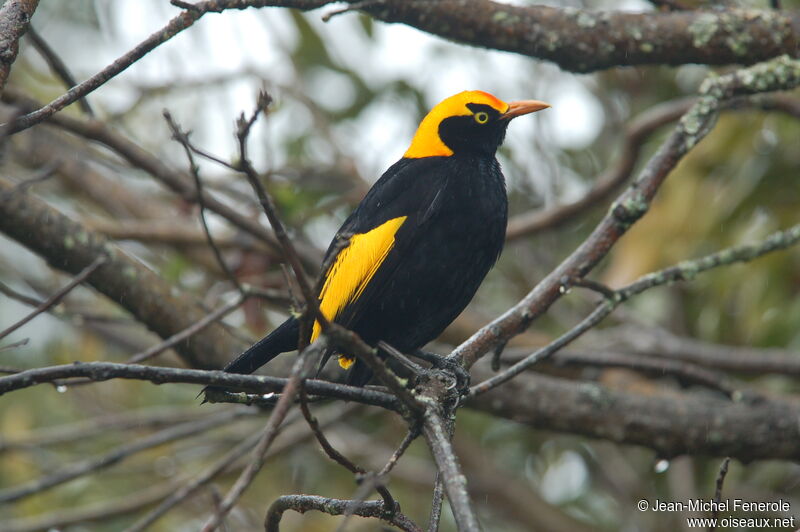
xmin=200 ymin=338 xmax=324 ymax=531
xmin=0 ymin=361 xmax=400 ymax=410
xmin=616 ymin=325 xmax=800 ymax=376
xmin=352 ymin=1 xmax=800 ymax=73
xmin=0 ymin=177 xmax=242 ymax=369
xmin=470 ymin=221 xmax=800 ymax=396
xmin=0 ymin=0 xmax=40 ymax=89
xmin=421 ymin=407 xmax=479 ymax=532
xmin=264 ymin=494 xmax=422 ymax=532
xmin=26 ymin=26 xmax=94 ymax=116
xmin=0 ymin=408 xmax=254 ymax=504
xmin=1 ymin=89 xmax=322 ymax=267
xmin=468 ymin=366 xmax=800 ymax=461
xmin=450 ymin=55 xmax=800 ymax=371
xmin=125 ymin=402 xmax=358 ymax=532
xmin=0 ymin=256 xmax=106 ymax=341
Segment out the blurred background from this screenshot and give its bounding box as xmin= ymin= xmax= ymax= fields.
xmin=1 ymin=0 xmax=800 ymax=530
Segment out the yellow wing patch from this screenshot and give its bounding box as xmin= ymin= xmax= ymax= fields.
xmin=404 ymin=90 xmax=510 ymax=159
xmin=311 ymin=216 xmax=408 ymax=368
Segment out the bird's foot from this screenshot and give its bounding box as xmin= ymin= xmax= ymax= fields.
xmin=413 ymin=350 xmax=470 ymax=395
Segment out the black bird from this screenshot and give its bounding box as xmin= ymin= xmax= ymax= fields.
xmin=218 ymin=90 xmax=549 ymax=387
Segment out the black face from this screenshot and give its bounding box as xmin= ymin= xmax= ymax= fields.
xmin=437 ymin=103 xmax=510 ymax=157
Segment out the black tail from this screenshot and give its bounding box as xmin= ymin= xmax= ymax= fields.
xmin=201 ymin=317 xmax=299 ymax=401
xmin=223 ymin=317 xmax=300 ymax=375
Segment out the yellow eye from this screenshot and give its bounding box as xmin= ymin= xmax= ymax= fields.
xmin=474 ymin=112 xmax=489 ymax=124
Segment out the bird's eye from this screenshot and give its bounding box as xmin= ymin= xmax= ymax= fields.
xmin=474 ymin=112 xmax=489 ymax=124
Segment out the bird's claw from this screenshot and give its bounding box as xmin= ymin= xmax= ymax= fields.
xmin=414 ymin=350 xmax=470 ymax=396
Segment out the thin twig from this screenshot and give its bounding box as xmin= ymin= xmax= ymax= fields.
xmin=0 ymin=482 xmax=178 ymax=532
xmin=0 ymin=338 xmax=29 ymax=354
xmin=471 ymin=222 xmax=800 ymax=397
xmin=164 ymin=110 xmax=246 ymax=295
xmin=200 ymin=338 xmax=326 ymax=531
xmin=378 ymin=427 xmax=419 ymax=478
xmin=233 ymin=91 xmax=325 ymax=346
xmin=298 ymin=385 xmax=397 ymax=528
xmin=523 ymin=348 xmax=738 ymax=398
xmin=0 ymin=256 xmax=106 ymax=341
xmin=0 ymin=404 xmax=214 ymax=452
xmin=125 ymin=402 xmax=358 ymax=532
xmin=26 ymin=26 xmax=94 ymax=116
xmin=709 ymin=458 xmax=731 ymax=532
xmin=0 ymin=361 xmax=400 ymax=410
xmin=126 ymin=292 xmax=247 ymax=364
xmin=427 ymin=475 xmax=445 ymax=532
xmin=0 ymin=408 xmax=254 ymax=504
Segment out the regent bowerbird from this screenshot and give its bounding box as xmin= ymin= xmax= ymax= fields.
xmin=214 ymin=90 xmax=549 ymax=389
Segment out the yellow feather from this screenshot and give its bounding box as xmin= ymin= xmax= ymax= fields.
xmin=404 ymin=90 xmax=510 ymax=159
xmin=337 ymin=356 xmax=355 ymax=369
xmin=311 ymin=216 xmax=408 ymax=351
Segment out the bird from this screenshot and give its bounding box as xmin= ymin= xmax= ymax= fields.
xmin=216 ymin=90 xmax=549 ymax=388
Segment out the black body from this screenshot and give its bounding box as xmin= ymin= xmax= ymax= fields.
xmin=220 ymin=104 xmax=511 ymax=386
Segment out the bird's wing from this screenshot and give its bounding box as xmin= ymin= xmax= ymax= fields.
xmin=310 ymin=158 xmax=445 ymax=356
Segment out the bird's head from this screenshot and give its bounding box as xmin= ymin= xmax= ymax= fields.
xmin=404 ymin=90 xmax=549 ymax=159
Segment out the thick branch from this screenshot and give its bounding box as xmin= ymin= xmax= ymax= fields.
xmin=356 ymin=2 xmax=800 ymax=73
xmin=468 ymin=366 xmax=800 ymax=461
xmin=0 ymin=0 xmax=40 ymax=89
xmin=618 ymin=326 xmax=800 ymax=376
xmin=0 ymin=178 xmax=241 ymax=368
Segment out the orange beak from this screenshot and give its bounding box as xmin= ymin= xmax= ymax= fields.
xmin=501 ymin=100 xmax=551 ymax=120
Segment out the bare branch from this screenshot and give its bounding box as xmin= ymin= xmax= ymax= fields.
xmin=2 ymin=0 xmax=336 ymax=134
xmin=25 ymin=26 xmax=94 ymax=116
xmin=507 ymin=97 xmax=694 ymax=239
xmin=421 ymin=408 xmax=479 ymax=532
xmin=352 ymin=2 xmax=800 ymax=73
xmin=0 ymin=361 xmax=401 ymax=410
xmin=299 ymin=386 xmax=396 ymax=512
xmin=125 ymin=402 xmax=358 ymax=532
xmin=525 ymin=348 xmax=737 ymax=398
xmin=710 ymin=458 xmax=732 ymax=530
xmin=200 ymin=337 xmax=324 ymax=531
xmin=469 ymin=368 xmax=800 ymax=461
xmin=0 ymin=177 xmax=243 ymax=369
xmin=1 ymin=482 xmax=178 ymax=532
xmin=0 ymin=90 xmax=322 ymax=267
xmin=0 ymin=0 xmax=40 ymax=89
xmin=617 ymin=325 xmax=800 ymax=376
xmin=0 ymin=408 xmax=254 ymax=504
xmin=125 ymin=293 xmax=248 ymax=364
xmin=427 ymin=475 xmax=445 ymax=532
xmin=164 ymin=110 xmax=246 ymax=295
xmin=233 ymin=91 xmax=323 ymax=344
xmin=451 ymin=55 xmax=800 ymax=371
xmin=264 ymin=494 xmax=422 ymax=532
xmin=0 ymin=256 xmax=106 ymax=341
xmin=470 ymin=221 xmax=800 ymax=396
xmin=0 ymin=405 xmax=214 ymax=452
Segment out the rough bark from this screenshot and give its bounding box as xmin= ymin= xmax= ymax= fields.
xmin=0 ymin=178 xmax=241 ymax=368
